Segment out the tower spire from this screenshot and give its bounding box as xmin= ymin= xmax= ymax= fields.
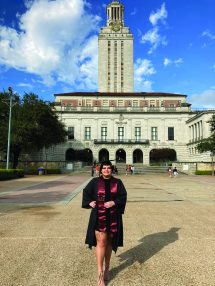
xmin=107 ymin=1 xmax=124 ymax=28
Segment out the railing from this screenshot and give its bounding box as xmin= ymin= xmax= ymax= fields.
xmin=165 ymin=107 xmax=176 ymax=112
xmin=147 ymin=107 xmax=161 ymax=112
xmin=94 ymin=139 xmax=150 ymax=144
xmin=57 ymin=106 xmax=190 ymax=113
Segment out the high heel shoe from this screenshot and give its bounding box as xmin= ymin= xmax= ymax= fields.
xmin=98 ymin=271 xmax=105 ymax=286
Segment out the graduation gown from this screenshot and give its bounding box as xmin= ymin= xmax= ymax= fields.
xmin=82 ymin=176 xmax=127 ymax=253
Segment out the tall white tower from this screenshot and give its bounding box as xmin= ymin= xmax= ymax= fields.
xmin=98 ymin=1 xmax=133 ymax=93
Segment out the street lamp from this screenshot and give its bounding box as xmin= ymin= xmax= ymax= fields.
xmin=6 ymin=87 xmax=15 ymax=169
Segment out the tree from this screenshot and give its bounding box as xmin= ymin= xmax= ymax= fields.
xmin=197 ymin=114 xmax=215 ymax=176
xmin=0 ymin=88 xmax=67 ymax=169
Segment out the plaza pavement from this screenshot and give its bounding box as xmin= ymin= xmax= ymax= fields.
xmin=0 ymin=172 xmax=215 ymax=286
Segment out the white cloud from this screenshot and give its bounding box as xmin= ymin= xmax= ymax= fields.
xmin=141 ymin=27 xmax=167 ymax=54
xmin=140 ymin=80 xmax=153 ymax=91
xmin=164 ymin=58 xmax=171 ymax=66
xmin=131 ymin=8 xmax=137 ymax=16
xmin=163 ymin=57 xmax=183 ymax=67
xmin=212 ymin=64 xmax=215 ymax=69
xmin=202 ymin=30 xmax=215 ymax=40
xmin=134 ymin=58 xmax=156 ymax=91
xmin=189 ymin=89 xmax=215 ymax=109
xmin=79 ymin=36 xmax=98 ymax=90
xmin=149 ymin=3 xmax=167 ymax=26
xmin=140 ymin=3 xmax=168 ymax=54
xmin=17 ymin=83 xmax=33 ymax=88
xmin=135 ymin=58 xmax=156 ymax=77
xmin=0 ymin=0 xmax=101 ymax=89
xmin=174 ymin=58 xmax=183 ymax=65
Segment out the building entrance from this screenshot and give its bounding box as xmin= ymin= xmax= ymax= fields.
xmin=116 ymin=149 xmax=126 ymax=163
xmin=65 ymin=148 xmax=75 ymax=161
xmin=65 ymin=148 xmax=93 ymax=164
xmin=133 ymin=149 xmax=143 ymax=163
xmin=150 ymin=148 xmax=176 ymax=165
xmin=99 ymin=148 xmax=109 ymax=162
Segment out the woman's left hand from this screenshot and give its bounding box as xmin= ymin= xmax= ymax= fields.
xmin=104 ymin=201 xmax=115 ymax=208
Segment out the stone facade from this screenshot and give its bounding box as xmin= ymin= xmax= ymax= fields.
xmin=186 ymin=111 xmax=214 ymax=161
xmin=98 ymin=1 xmax=133 ymax=92
xmin=48 ymin=92 xmax=213 ymax=166
xmin=21 ymin=1 xmax=215 ymax=171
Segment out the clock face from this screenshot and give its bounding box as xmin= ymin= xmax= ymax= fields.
xmin=111 ymin=21 xmax=121 ymax=32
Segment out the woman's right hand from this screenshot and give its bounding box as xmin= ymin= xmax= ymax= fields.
xmin=89 ymin=201 xmax=96 ymax=208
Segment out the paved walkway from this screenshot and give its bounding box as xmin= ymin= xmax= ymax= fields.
xmin=0 ymin=174 xmax=89 ymax=206
xmin=0 ymin=173 xmax=215 ymax=285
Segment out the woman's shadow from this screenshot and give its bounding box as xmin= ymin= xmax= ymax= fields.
xmin=108 ymin=227 xmax=180 ymax=283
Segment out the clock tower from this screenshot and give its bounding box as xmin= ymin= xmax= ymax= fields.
xmin=98 ymin=1 xmax=133 ymax=93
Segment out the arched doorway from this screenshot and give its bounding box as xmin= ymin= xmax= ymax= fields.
xmin=133 ymin=149 xmax=143 ymax=163
xmin=65 ymin=148 xmax=93 ymax=164
xmin=65 ymin=148 xmax=75 ymax=161
xmin=99 ymin=149 xmax=109 ymax=162
xmin=83 ymin=148 xmax=93 ymax=165
xmin=116 ymin=149 xmax=126 ymax=163
xmin=150 ymin=148 xmax=177 ymax=165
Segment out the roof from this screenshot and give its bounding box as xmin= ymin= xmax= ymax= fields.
xmin=54 ymin=92 xmax=187 ymax=98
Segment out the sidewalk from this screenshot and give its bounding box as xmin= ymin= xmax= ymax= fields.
xmin=0 ymin=173 xmax=215 ymax=285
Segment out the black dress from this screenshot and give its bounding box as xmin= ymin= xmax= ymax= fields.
xmin=82 ymin=176 xmax=127 ymax=253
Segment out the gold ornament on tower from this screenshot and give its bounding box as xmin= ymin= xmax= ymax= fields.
xmin=110 ymin=21 xmax=121 ymax=32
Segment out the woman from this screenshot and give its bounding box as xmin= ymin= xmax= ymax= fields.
xmin=82 ymin=161 xmax=127 ymax=286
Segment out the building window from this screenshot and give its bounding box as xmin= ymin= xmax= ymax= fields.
xmin=86 ymin=99 xmax=91 ymax=106
xmin=133 ymin=100 xmax=139 ymax=107
xmin=65 ymin=103 xmax=71 ymax=110
xmin=101 ymin=127 xmax=107 ymax=141
xmin=150 ymin=100 xmax=155 ymax=107
xmin=85 ymin=127 xmax=91 ymax=140
xmin=102 ymin=100 xmax=108 ymax=106
xmin=68 ymin=127 xmax=74 ymax=140
xmin=135 ymin=127 xmax=141 ymax=141
xmin=118 ymin=100 xmax=124 ymax=107
xmin=118 ymin=127 xmax=124 ymax=141
xmin=151 ymin=127 xmax=158 ymax=141
xmin=168 ymin=127 xmax=174 ymax=140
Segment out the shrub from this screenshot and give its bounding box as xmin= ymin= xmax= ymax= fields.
xmin=0 ymin=169 xmax=24 ymax=180
xmin=46 ymin=168 xmax=61 ymax=174
xmin=25 ymin=169 xmax=38 ymax=175
xmin=195 ymin=170 xmax=213 ymax=175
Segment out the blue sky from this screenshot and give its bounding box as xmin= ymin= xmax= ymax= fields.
xmin=0 ymin=0 xmax=215 ymax=109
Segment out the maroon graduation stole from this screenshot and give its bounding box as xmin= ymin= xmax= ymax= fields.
xmin=97 ymin=177 xmax=118 ymax=233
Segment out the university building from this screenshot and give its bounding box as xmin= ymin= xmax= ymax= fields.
xmin=36 ymin=1 xmax=214 ymax=172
